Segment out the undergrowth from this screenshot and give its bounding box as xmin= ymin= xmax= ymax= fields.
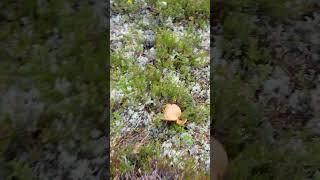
xmin=215 ymin=0 xmax=320 ymax=179
xmin=111 ymin=0 xmax=210 ymax=178
xmin=0 ymin=0 xmax=106 ymax=178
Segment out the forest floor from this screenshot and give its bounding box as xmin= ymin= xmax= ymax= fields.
xmin=214 ymin=0 xmax=320 ymax=179
xmin=110 ymin=0 xmax=210 ymax=178
xmin=0 ymin=1 xmax=108 ymax=179
xmin=0 ymin=0 xmax=319 ymax=179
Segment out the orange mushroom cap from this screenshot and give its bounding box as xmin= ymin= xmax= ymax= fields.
xmin=163 ymin=104 xmax=181 ymax=121
xmin=163 ymin=104 xmax=187 ymax=125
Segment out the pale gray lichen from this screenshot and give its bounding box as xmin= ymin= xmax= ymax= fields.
xmin=110 ymin=0 xmax=210 ymax=175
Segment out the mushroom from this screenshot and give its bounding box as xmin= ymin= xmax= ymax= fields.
xmin=163 ymin=104 xmax=187 ymax=125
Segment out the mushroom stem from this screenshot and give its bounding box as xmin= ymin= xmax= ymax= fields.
xmin=176 ymin=118 xmax=187 ymax=125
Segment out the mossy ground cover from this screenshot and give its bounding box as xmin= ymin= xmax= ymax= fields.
xmin=0 ymin=1 xmax=107 ymax=179
xmin=1 ymin=0 xmax=319 ymax=179
xmin=214 ymin=0 xmax=320 ymax=179
xmin=111 ymin=0 xmax=210 ymax=178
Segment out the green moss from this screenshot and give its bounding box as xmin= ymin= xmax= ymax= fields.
xmin=225 ymin=137 xmax=320 ymax=179
xmin=114 ymin=146 xmax=135 ymax=174
xmin=216 ymin=0 xmax=320 ymax=179
xmin=181 ymin=104 xmax=209 ymax=124
xmin=224 ymin=13 xmax=252 ymax=41
xmin=136 ymin=142 xmax=161 ymax=170
xmin=155 ymin=0 xmax=209 ymax=23
xmin=150 ymin=77 xmax=193 ymax=108
xmin=112 ymin=141 xmax=162 ymax=175
xmin=111 ymin=0 xmax=210 ymax=177
xmin=0 ymin=0 xmax=109 ymax=178
xmin=111 ymin=0 xmax=142 ymax=14
xmin=8 ymin=160 xmax=33 ymax=180
xmin=155 ymin=29 xmax=178 ymax=63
